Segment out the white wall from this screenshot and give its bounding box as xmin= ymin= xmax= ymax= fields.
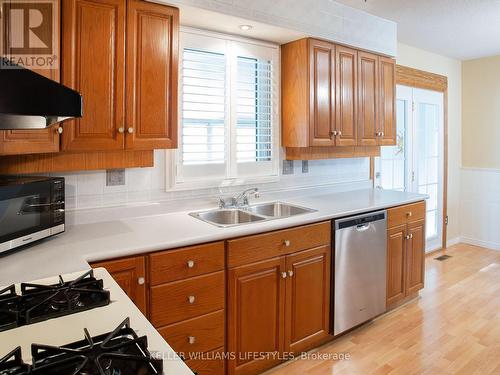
xmin=396 ymin=43 xmax=462 ymax=245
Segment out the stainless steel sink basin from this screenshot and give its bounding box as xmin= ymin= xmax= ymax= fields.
xmin=189 ymin=202 xmax=316 ymax=227
xmin=246 ymin=202 xmax=316 ymax=218
xmin=189 ymin=209 xmax=266 ymax=227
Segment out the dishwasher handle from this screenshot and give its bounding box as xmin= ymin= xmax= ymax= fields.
xmin=335 ymin=210 xmax=386 ymax=230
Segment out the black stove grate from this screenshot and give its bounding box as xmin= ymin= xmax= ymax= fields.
xmin=0 ymin=346 xmax=30 ymax=375
xmin=0 ymin=270 xmax=110 ymax=332
xmin=30 ymin=317 xmax=163 ymax=375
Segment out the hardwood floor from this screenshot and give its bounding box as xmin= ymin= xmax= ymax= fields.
xmin=266 ymin=244 xmax=500 ymax=375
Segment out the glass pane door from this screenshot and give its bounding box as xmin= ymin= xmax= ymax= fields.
xmin=375 ymin=85 xmax=444 ymax=252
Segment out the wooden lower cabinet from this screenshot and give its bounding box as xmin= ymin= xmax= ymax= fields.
xmin=228 ymin=257 xmax=286 ymax=375
xmin=285 ymin=246 xmax=331 ymax=354
xmin=185 ymin=347 xmax=226 ymax=375
xmin=91 ymin=256 xmax=147 ymax=315
xmin=386 ymin=202 xmax=426 ymax=309
xmin=227 ymin=224 xmax=332 ymax=375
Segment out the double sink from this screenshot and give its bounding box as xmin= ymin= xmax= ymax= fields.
xmin=190 ymin=202 xmax=316 ymax=227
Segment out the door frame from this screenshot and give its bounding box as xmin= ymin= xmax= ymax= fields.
xmin=395 ymin=65 xmax=448 ymax=250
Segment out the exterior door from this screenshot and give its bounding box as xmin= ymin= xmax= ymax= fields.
xmin=357 ymin=51 xmax=378 ymax=146
xmin=61 ymin=0 xmax=126 ymax=151
xmin=335 ymin=46 xmax=357 ymax=146
xmin=375 ymin=85 xmax=444 ymax=252
xmin=284 ymin=246 xmax=331 ymax=354
xmin=125 ymin=0 xmax=178 ymax=150
xmin=309 ymin=39 xmax=335 ymax=146
xmin=227 ymin=257 xmax=285 ymax=375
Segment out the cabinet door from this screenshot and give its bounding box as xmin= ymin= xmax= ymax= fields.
xmin=378 ymin=56 xmax=396 ymax=146
xmin=357 ymin=51 xmax=378 ymax=146
xmin=227 ymin=257 xmax=286 ymax=375
xmin=284 ymin=246 xmax=331 ymax=354
xmin=386 ymin=225 xmax=407 ymax=307
xmin=0 ymin=0 xmax=60 ymax=155
xmin=92 ymin=256 xmax=147 ymax=315
xmin=309 ymin=39 xmax=335 ymax=147
xmin=125 ymin=0 xmax=178 ymax=150
xmin=406 ymin=220 xmax=425 ymax=295
xmin=61 ymin=0 xmax=126 ymax=151
xmin=335 ymin=46 xmax=357 ymax=146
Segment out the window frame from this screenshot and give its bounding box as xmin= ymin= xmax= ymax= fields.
xmin=166 ymin=27 xmax=280 ymax=191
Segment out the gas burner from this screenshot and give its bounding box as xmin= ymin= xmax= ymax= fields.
xmin=0 ymin=347 xmax=30 ymax=375
xmin=30 ymin=318 xmax=163 ymax=375
xmin=0 ymin=270 xmax=110 ymax=331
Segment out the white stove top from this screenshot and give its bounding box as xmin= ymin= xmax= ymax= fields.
xmin=0 ymin=268 xmax=193 ymax=374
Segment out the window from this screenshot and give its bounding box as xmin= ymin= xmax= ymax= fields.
xmin=168 ymin=29 xmax=279 ymax=190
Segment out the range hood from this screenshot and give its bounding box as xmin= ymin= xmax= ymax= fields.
xmin=0 ymin=58 xmax=82 ymax=130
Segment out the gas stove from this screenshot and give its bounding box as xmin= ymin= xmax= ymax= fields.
xmin=0 ymin=270 xmax=110 ymax=332
xmin=0 ymin=318 xmax=163 ymax=374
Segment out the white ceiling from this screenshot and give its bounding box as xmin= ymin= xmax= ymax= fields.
xmin=334 ymin=0 xmax=500 ymax=60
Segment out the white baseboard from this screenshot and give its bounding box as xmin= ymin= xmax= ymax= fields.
xmin=446 ymin=237 xmax=461 ymax=248
xmin=460 ymin=236 xmax=500 ymax=251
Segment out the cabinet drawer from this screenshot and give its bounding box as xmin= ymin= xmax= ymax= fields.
xmin=157 ymin=310 xmax=224 ymax=354
xmin=387 ymin=201 xmax=426 ymax=228
xmin=227 ymin=221 xmax=331 ymax=268
xmin=150 ymin=271 xmax=224 ymax=327
xmin=149 ymin=242 xmax=225 ymax=285
xmin=185 ymin=347 xmax=225 ymax=375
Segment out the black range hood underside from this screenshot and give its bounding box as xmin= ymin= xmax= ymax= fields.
xmin=0 ymin=58 xmax=83 ymax=130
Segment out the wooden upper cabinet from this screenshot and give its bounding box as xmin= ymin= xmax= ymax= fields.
xmin=379 ymin=56 xmax=396 ymax=146
xmin=335 ymin=46 xmax=357 ymax=146
xmin=0 ymin=0 xmax=61 ymax=156
xmin=125 ymin=0 xmax=178 ymax=150
xmin=284 ymin=246 xmax=331 ymax=354
xmin=357 ymin=51 xmax=379 ymax=146
xmin=227 ymin=257 xmax=285 ymax=375
xmin=406 ymin=220 xmax=425 ymax=294
xmin=91 ymin=256 xmax=148 ymax=316
xmin=62 ymin=0 xmax=126 ymax=151
xmin=309 ymin=39 xmax=335 ymax=147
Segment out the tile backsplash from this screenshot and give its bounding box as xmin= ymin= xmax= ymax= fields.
xmin=55 ymin=150 xmax=371 ymax=211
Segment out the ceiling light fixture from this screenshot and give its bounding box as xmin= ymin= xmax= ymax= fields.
xmin=239 ymin=25 xmax=253 ymax=31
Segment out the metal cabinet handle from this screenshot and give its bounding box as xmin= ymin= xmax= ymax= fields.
xmin=187 ymin=260 xmax=195 ymax=268
xmin=188 ymin=336 xmax=196 ymax=345
xmin=405 ymin=234 xmax=410 ymax=240
xmin=118 ymin=127 xmax=124 ymax=134
xmin=281 ymin=272 xmax=287 ymax=279
xmin=409 ymin=233 xmax=413 ymax=239
xmin=330 ymin=130 xmax=338 ymax=136
xmin=137 ymin=277 xmax=145 ymax=285
xmin=337 ymin=130 xmax=342 ymax=136
xmin=407 ymin=212 xmax=412 ymax=217
xmin=188 ymin=295 xmax=195 ymax=304
xmin=283 ymin=240 xmax=291 ymax=247
xmin=127 ymin=127 xmax=134 ymax=134
xmin=380 ymin=132 xmax=385 ymax=137
xmin=288 ymin=270 xmax=294 ymax=277
xmin=56 ymin=127 xmax=63 ymax=134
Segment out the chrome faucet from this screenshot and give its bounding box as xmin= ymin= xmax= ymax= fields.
xmin=217 ymin=187 xmax=260 ymax=208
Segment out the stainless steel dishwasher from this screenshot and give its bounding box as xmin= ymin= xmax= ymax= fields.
xmin=333 ymin=210 xmax=387 ymax=335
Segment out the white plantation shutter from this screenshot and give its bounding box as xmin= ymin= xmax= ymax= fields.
xmin=181 ymin=49 xmax=226 ymax=170
xmin=172 ymin=29 xmax=279 ymax=189
xmin=236 ymin=56 xmax=273 ymax=163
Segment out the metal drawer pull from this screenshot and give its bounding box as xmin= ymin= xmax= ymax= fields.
xmin=188 ymin=295 xmax=195 ymax=304
xmin=118 ymin=127 xmax=124 ymax=134
xmin=331 ymin=130 xmax=338 ymax=136
xmin=187 ymin=260 xmax=195 ymax=268
xmin=137 ymin=277 xmax=145 ymax=285
xmin=188 ymin=336 xmax=196 ymax=345
xmin=407 ymin=212 xmax=412 ymax=217
xmin=337 ymin=130 xmax=342 ymax=136
xmin=281 ymin=272 xmax=287 ymax=279
xmin=56 ymin=127 xmax=63 ymax=134
xmin=283 ymin=240 xmax=291 ymax=247
xmin=128 ymin=127 xmax=134 ymax=134
xmin=288 ymin=270 xmax=294 ymax=277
